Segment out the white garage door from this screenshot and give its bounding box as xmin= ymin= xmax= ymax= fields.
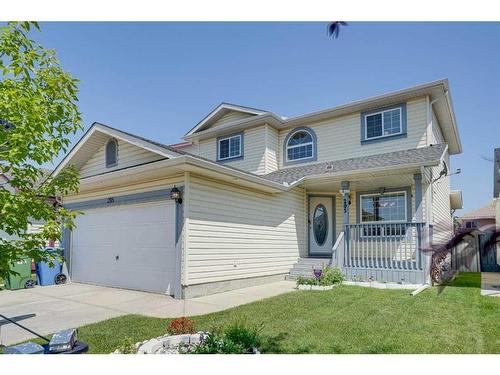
xmin=70 ymin=200 xmax=178 ymax=295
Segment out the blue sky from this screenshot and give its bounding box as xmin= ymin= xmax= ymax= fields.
xmin=36 ymin=22 xmax=499 ymax=213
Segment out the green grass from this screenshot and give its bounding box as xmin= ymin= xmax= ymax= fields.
xmin=26 ymin=273 xmax=500 ymax=354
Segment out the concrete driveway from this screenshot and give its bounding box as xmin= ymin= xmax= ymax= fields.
xmin=0 ymin=281 xmax=295 ymax=345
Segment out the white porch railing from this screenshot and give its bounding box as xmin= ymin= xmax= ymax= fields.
xmin=343 ymin=222 xmax=425 ymax=271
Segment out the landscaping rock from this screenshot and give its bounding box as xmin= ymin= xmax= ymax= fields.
xmin=135 ymin=332 xmax=205 ymax=354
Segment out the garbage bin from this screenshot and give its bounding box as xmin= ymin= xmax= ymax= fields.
xmin=5 ymin=257 xmax=34 ymax=290
xmin=36 ymin=248 xmax=63 ymax=286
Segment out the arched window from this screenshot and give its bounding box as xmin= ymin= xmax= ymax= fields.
xmin=105 ymin=138 xmax=118 ymax=167
xmin=285 ymin=127 xmax=317 ymax=164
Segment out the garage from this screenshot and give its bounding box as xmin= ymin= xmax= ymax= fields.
xmin=70 ymin=199 xmax=178 ymax=295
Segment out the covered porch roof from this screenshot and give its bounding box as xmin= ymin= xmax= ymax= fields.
xmin=264 ymin=144 xmax=447 ymax=188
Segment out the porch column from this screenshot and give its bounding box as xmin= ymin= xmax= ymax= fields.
xmin=340 ymin=181 xmax=350 ymax=228
xmin=414 ymin=173 xmax=427 ymax=281
xmin=413 ymin=173 xmax=423 ymax=222
xmin=340 ymin=181 xmax=350 ymax=267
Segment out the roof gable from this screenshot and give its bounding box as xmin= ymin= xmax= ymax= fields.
xmin=184 ymin=103 xmax=268 ymax=136
xmin=52 ymin=123 xmax=182 ymax=177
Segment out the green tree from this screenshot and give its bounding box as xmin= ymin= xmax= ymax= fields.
xmin=0 ymin=22 xmax=81 ymax=277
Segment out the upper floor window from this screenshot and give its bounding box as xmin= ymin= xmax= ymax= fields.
xmin=105 ymin=138 xmax=118 ymax=168
xmin=284 ymin=127 xmax=317 ymax=165
xmin=217 ymin=133 xmax=243 ymax=161
xmin=361 ymin=103 xmax=407 ymax=144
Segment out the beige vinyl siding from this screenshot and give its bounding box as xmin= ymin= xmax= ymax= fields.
xmin=428 ymin=152 xmax=453 ymax=244
xmin=209 ymin=111 xmax=255 ymax=129
xmin=265 ymin=124 xmax=279 ymax=173
xmin=178 ymin=143 xmax=199 ymax=155
xmin=64 ymin=175 xmax=184 ymax=204
xmin=79 ymin=139 xmax=165 ymax=178
xmin=278 ymin=98 xmax=428 ymax=168
xmin=185 ymin=175 xmax=307 ymax=285
xmin=198 ymin=126 xmax=268 ymax=174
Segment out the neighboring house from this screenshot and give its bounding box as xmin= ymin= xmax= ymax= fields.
xmin=0 ymin=169 xmax=56 ymax=244
xmin=54 ymin=79 xmax=463 ymax=298
xmin=454 ymin=147 xmax=500 ymax=273
xmin=459 ymin=200 xmax=497 ymax=231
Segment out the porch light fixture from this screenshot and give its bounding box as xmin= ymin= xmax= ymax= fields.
xmin=170 ymin=186 xmax=182 ymax=204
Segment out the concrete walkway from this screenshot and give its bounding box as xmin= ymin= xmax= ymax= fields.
xmin=481 ymin=272 xmax=500 ymax=297
xmin=0 ymin=281 xmax=296 ymax=346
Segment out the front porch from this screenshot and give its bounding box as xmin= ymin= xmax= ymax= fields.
xmin=301 ymin=168 xmax=431 ymax=284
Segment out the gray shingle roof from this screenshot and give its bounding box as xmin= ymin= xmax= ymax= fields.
xmin=263 ymin=144 xmax=447 ymax=184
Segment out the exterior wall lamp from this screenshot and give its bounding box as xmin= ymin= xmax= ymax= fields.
xmin=170 ymin=186 xmax=182 ymax=204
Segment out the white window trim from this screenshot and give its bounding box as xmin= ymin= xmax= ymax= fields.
xmin=285 ymin=129 xmax=315 ymax=162
xmin=359 ymin=191 xmax=408 ymax=223
xmin=217 ymin=134 xmax=242 ymax=161
xmin=364 ymin=107 xmax=403 ymax=141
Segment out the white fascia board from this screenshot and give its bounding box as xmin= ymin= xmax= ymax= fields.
xmin=185 ymin=79 xmax=457 ymax=143
xmin=79 ymin=155 xmax=288 ymax=193
xmin=51 ymin=125 xmax=101 ymax=178
xmin=287 ymin=159 xmax=442 ymax=188
xmin=93 ymin=124 xmax=181 ymax=159
xmin=442 ymin=86 xmax=463 ymax=154
xmin=52 ymin=123 xmax=182 ymax=178
xmin=184 ymin=103 xmax=268 ymax=137
xmin=184 ymin=113 xmax=284 ymax=141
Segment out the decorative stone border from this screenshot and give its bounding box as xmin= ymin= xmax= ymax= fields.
xmin=113 ymin=332 xmax=261 ymax=354
xmin=113 ymin=332 xmax=205 ymax=354
xmin=343 ymin=281 xmax=421 ymax=290
xmin=297 ymin=284 xmax=338 ymax=291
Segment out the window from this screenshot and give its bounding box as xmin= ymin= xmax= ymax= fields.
xmin=313 ymin=203 xmax=329 ymax=246
xmin=365 ymin=108 xmax=402 ymax=140
xmin=361 ymin=104 xmax=407 ymax=144
xmin=217 ymin=133 xmax=242 ymax=161
xmin=285 ymin=128 xmax=316 ymax=163
xmin=465 ymin=221 xmax=478 ymax=229
xmin=105 ymin=138 xmax=118 ymax=167
xmin=360 ymin=191 xmax=407 ymax=236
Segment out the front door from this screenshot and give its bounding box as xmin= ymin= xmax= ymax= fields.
xmin=308 ymin=196 xmax=334 ymax=257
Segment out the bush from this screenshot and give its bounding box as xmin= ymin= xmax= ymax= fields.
xmin=116 ymin=337 xmax=136 ymax=354
xmin=296 ymin=276 xmax=317 ymax=286
xmin=296 ymin=267 xmax=344 ymax=287
xmin=224 ymin=315 xmax=262 ymax=350
xmin=319 ymin=267 xmax=345 ymax=286
xmin=186 ymin=315 xmax=263 ymax=354
xmin=188 ymin=332 xmax=245 ymax=354
xmin=167 ymin=317 xmax=196 ymax=335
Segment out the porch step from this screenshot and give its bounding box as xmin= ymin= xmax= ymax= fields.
xmin=286 ymin=258 xmax=331 ymax=281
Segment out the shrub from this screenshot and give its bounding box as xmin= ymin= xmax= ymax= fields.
xmin=167 ymin=317 xmax=196 ymax=335
xmin=116 ymin=337 xmax=136 ymax=354
xmin=319 ymin=267 xmax=345 ymax=286
xmin=296 ymin=276 xmax=317 ymax=286
xmin=296 ymin=267 xmax=344 ymax=287
xmin=224 ymin=316 xmax=262 ymax=350
xmin=188 ymin=331 xmax=244 ymax=354
xmin=186 ymin=315 xmax=263 ymax=354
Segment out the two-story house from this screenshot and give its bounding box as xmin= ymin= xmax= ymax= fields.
xmin=53 ymin=79 xmax=463 ymax=298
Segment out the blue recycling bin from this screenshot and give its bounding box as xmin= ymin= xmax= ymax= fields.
xmin=36 ymin=248 xmax=63 ymax=286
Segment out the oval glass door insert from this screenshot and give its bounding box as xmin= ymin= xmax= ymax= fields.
xmin=313 ymin=203 xmax=328 ymax=246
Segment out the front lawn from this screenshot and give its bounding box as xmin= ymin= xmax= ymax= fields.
xmin=26 ymin=273 xmax=500 ymax=353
